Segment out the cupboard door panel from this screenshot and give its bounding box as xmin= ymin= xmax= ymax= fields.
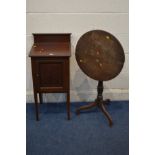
xmin=39 ymin=62 xmax=63 ymax=87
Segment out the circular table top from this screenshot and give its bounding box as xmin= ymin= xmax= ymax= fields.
xmin=75 ymin=30 xmax=125 ymax=81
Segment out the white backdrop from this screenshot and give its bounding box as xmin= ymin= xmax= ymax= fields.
xmin=26 ymin=0 xmax=129 ymax=102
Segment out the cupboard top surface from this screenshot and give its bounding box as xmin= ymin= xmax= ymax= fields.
xmin=29 ymin=33 xmax=71 ymax=57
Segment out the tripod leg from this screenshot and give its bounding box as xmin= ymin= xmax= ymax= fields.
xmin=99 ymin=103 xmax=113 ymax=127
xmin=76 ymin=102 xmax=97 ymax=115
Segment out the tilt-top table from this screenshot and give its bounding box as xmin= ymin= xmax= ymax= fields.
xmin=75 ymin=30 xmax=125 ymax=126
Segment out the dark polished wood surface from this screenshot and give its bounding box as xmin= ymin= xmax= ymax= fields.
xmin=76 ymin=30 xmax=125 ymax=81
xmin=29 ymin=43 xmax=71 ymax=57
xmin=29 ymin=33 xmax=71 ymax=120
xmin=29 ymin=33 xmax=71 ymax=57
